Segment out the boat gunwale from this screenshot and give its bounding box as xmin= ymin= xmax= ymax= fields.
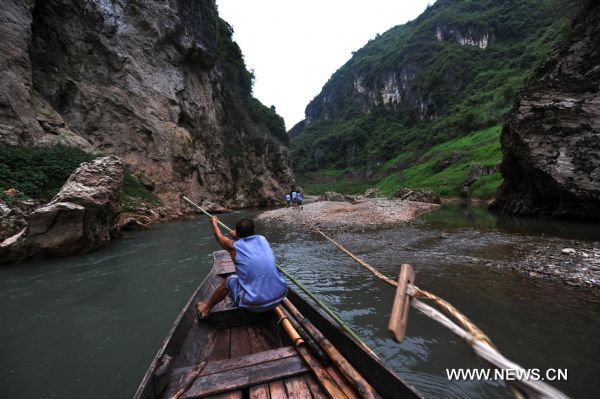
xmin=133 ymin=263 xmax=216 ymax=399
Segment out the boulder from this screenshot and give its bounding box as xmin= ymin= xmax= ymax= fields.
xmin=394 ymin=188 xmax=441 ymax=204
xmin=0 ymin=156 xmax=123 ymax=263
xmin=363 ymin=188 xmax=385 ymax=198
xmin=461 ymin=163 xmax=498 ymax=196
xmin=493 ymin=2 xmax=600 ymax=219
xmin=318 ymin=191 xmax=356 ymax=203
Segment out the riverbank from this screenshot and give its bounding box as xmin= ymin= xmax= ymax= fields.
xmin=256 ymin=198 xmax=439 ymax=232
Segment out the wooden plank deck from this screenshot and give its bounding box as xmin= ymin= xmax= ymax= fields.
xmin=166 ymin=323 xmax=328 ymax=398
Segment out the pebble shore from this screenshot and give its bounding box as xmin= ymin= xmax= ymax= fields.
xmin=256 ymin=198 xmax=439 ymax=232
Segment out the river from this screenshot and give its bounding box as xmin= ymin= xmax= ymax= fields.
xmin=0 ymin=205 xmax=599 ymax=398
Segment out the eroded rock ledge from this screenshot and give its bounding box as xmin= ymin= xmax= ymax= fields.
xmin=0 ymin=156 xmax=123 ymax=263
xmin=493 ymin=1 xmax=600 ymax=219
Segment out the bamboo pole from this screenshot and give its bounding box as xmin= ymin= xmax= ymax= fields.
xmin=283 ymin=298 xmax=382 ymax=399
xmin=273 ymin=306 xmax=347 ymax=398
xmin=183 ymin=196 xmax=233 ymax=233
xmin=280 ymin=305 xmax=330 ymax=365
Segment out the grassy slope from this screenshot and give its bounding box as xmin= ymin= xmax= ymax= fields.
xmin=298 ymin=125 xmax=502 ymax=198
xmin=377 ymin=125 xmax=502 ymax=197
xmin=291 ymin=0 xmax=571 ymax=198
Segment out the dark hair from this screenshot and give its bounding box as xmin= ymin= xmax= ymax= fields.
xmin=235 ymin=218 xmax=256 ymax=238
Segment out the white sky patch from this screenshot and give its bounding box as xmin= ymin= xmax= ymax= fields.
xmin=216 ymin=0 xmax=434 ymax=130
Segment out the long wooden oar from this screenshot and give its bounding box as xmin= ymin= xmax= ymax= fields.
xmin=182 ymin=195 xmax=378 ymax=359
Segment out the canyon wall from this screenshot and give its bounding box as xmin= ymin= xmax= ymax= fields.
xmin=494 ymin=1 xmax=600 ymax=219
xmin=0 ymin=0 xmax=294 ymax=211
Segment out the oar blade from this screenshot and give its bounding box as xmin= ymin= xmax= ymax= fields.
xmin=388 ymin=264 xmax=415 ymax=342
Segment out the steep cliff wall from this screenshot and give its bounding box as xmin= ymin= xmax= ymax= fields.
xmin=493 ymin=1 xmax=600 ymax=220
xmin=0 ymin=0 xmax=294 ymax=210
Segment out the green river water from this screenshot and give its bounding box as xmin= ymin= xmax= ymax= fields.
xmin=1 ymin=205 xmax=599 ymax=398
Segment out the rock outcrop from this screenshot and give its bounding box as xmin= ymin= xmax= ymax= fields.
xmin=394 ymin=188 xmax=441 ymax=204
xmin=0 ymin=0 xmax=294 ymax=212
xmin=0 ymin=156 xmax=123 ymax=263
xmin=318 ymin=191 xmax=357 ymax=203
xmin=0 ymin=200 xmax=27 ymax=241
xmin=493 ymin=1 xmax=600 ymax=220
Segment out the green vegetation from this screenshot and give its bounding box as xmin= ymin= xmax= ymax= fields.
xmin=377 ymin=125 xmax=502 ymax=197
xmin=290 ymin=0 xmax=573 ymax=198
xmin=213 ymin=10 xmax=288 ymax=143
xmin=122 ymin=171 xmax=162 ymax=212
xmin=248 ymin=99 xmax=288 ymax=144
xmin=298 ymin=126 xmax=503 ymax=198
xmin=0 ymin=146 xmax=95 ymax=201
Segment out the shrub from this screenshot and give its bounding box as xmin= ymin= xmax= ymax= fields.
xmin=0 ymin=146 xmax=95 ymax=200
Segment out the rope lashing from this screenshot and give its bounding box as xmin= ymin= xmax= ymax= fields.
xmin=312 ymin=226 xmax=495 ymax=348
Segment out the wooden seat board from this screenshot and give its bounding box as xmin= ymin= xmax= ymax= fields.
xmin=213 ymin=252 xmax=235 ymax=276
xmin=181 ymin=354 xmax=309 ymax=398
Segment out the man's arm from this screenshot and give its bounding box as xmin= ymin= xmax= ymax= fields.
xmin=211 ymin=217 xmax=235 ymax=252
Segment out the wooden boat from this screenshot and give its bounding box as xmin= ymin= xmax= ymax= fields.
xmin=134 ymin=250 xmax=422 ymax=399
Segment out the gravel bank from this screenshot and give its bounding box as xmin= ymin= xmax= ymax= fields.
xmin=256 ymin=198 xmax=439 ymax=232
xmin=505 ymin=242 xmax=600 ymax=288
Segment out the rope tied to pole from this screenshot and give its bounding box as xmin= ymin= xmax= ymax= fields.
xmin=313 ymin=226 xmax=496 ymax=349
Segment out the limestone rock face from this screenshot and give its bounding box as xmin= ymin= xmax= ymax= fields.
xmin=0 ymin=200 xmax=27 ymax=241
xmin=0 ymin=156 xmax=123 ymax=263
xmin=493 ymin=2 xmax=600 ymax=219
xmin=0 ymin=0 xmax=294 ymax=211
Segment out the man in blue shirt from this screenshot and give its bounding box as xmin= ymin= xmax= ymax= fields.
xmin=284 ymin=193 xmax=291 ymax=207
xmin=296 ymin=192 xmax=303 ymax=209
xmin=197 ymin=217 xmax=288 ymax=318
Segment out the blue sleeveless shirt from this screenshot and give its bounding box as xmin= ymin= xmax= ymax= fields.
xmin=232 ymin=235 xmax=287 ymax=310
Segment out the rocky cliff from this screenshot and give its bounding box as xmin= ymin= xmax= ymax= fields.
xmin=290 ymin=0 xmax=568 ymax=189
xmin=0 ymin=0 xmax=294 ymax=211
xmin=1 ymin=156 xmax=123 ymax=263
xmin=493 ymin=1 xmax=600 ymax=220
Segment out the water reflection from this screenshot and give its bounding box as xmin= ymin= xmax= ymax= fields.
xmin=0 ymin=207 xmax=598 ymax=398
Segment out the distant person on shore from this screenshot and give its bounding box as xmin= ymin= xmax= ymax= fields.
xmin=197 ymin=217 xmax=287 ymax=318
xmin=292 ymin=190 xmax=297 ymax=205
xmin=296 ymin=192 xmax=303 ymax=209
xmin=284 ymin=193 xmax=291 ymax=207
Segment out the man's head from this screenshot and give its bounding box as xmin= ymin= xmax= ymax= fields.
xmin=235 ymin=218 xmax=256 ymax=238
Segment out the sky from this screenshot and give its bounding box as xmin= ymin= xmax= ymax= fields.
xmin=216 ymin=0 xmax=434 ymax=130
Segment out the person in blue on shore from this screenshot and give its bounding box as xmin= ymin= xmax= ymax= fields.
xmin=284 ymin=193 xmax=291 ymax=207
xmin=296 ymin=192 xmax=303 ymax=209
xmin=291 ymin=190 xmax=297 ymax=205
xmin=196 ymin=217 xmax=287 ymax=318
